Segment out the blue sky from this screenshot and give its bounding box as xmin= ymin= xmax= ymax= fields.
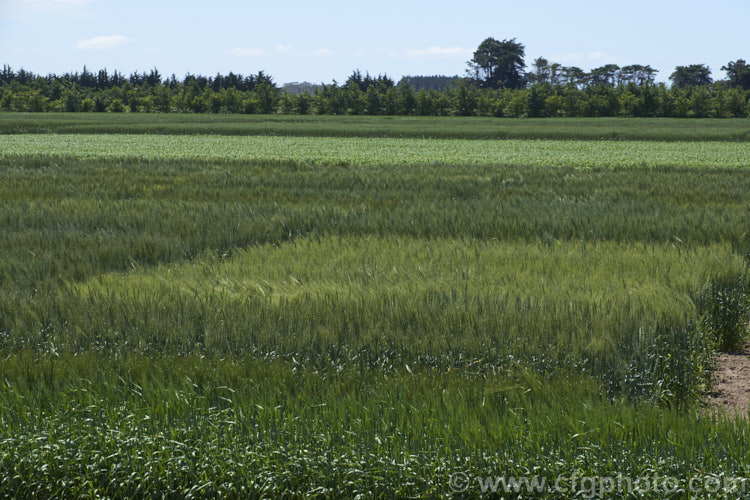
xmin=0 ymin=0 xmax=748 ymax=84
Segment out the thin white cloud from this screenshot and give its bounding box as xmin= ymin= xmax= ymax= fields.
xmin=313 ymin=48 xmax=333 ymax=56
xmin=51 ymin=0 xmax=93 ymax=4
xmin=276 ymin=44 xmax=292 ymax=52
xmin=406 ymin=46 xmax=472 ymax=57
xmin=229 ymin=47 xmax=267 ymax=57
xmin=75 ymin=34 xmax=131 ymax=50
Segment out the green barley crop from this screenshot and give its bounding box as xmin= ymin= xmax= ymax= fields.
xmin=1 ymin=116 xmax=750 ymax=498
xmin=2 ymin=112 xmax=750 ymax=142
xmin=1 ymin=133 xmax=750 ymax=168
xmin=2 ymin=354 xmax=750 ymax=498
xmin=3 ymin=156 xmax=750 ymax=294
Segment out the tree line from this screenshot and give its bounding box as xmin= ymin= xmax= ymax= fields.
xmin=1 ymin=38 xmax=749 ymax=117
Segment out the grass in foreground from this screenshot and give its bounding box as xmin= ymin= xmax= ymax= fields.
xmin=2 ymin=354 xmax=750 ymax=498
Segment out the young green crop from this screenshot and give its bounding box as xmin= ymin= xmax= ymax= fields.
xmin=2 ymin=112 xmax=750 ymax=141
xmin=2 ymin=133 xmax=750 ymax=168
xmin=2 ymin=354 xmax=750 ymax=499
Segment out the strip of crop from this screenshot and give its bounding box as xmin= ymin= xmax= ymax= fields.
xmin=2 ymin=113 xmax=750 ymax=142
xmin=2 ymin=134 xmax=750 ymax=168
xmin=2 ymin=235 xmax=745 ymax=403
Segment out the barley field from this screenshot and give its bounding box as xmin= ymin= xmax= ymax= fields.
xmin=0 ymin=113 xmax=749 ymax=498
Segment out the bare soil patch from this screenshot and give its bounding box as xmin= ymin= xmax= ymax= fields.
xmin=708 ymin=343 xmax=750 ymax=416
